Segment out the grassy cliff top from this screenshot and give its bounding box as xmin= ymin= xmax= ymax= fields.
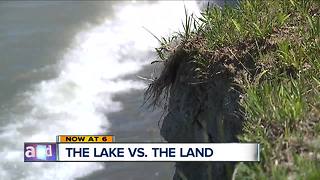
xmin=147 ymin=0 xmax=320 ymax=179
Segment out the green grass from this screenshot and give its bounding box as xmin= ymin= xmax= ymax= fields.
xmin=150 ymin=0 xmax=320 ymax=179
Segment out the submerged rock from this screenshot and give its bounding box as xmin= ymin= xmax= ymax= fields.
xmin=197 ymin=0 xmax=238 ymax=10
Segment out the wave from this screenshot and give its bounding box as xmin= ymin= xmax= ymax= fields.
xmin=0 ymin=1 xmax=199 ymax=180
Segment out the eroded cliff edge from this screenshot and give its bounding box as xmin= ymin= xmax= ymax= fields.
xmin=145 ymin=1 xmax=320 ymax=179
xmin=145 ymin=40 xmax=257 ymax=179
xmin=160 ymin=48 xmax=244 ymax=180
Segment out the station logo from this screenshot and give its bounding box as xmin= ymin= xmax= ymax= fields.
xmin=24 ymin=143 xmax=57 ymax=161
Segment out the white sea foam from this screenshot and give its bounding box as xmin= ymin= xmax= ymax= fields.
xmin=0 ymin=1 xmax=199 ymax=180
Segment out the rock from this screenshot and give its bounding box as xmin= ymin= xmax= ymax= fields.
xmin=160 ymin=54 xmax=244 ymax=179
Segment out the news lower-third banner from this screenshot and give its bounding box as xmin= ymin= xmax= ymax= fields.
xmin=24 ymin=135 xmax=260 ymax=162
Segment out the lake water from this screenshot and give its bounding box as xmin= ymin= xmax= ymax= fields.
xmin=0 ymin=1 xmax=202 ymax=180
